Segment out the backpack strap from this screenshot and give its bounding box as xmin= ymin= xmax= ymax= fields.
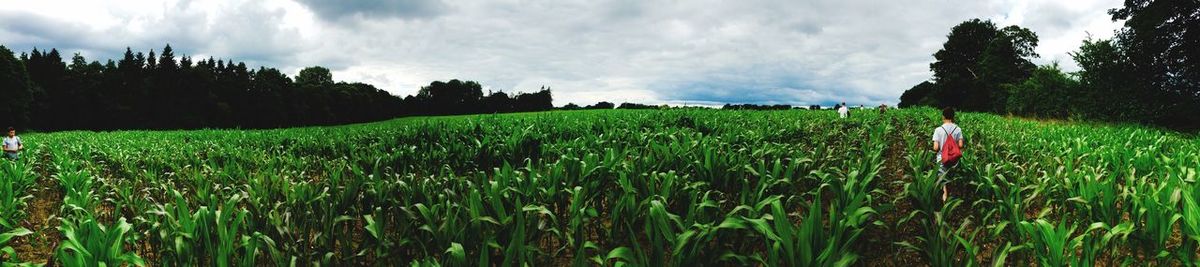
xmin=940 ymin=126 xmax=959 ymax=140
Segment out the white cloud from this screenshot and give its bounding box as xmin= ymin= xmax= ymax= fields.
xmin=0 ymin=0 xmax=1126 ymax=106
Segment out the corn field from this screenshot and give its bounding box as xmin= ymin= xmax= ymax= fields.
xmin=0 ymin=108 xmax=1197 ymax=266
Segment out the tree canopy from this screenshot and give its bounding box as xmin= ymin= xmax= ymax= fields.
xmin=0 ymin=45 xmax=556 ymax=131
xmin=0 ymin=46 xmax=33 ymax=128
xmin=1106 ymin=0 xmax=1200 ymax=127
xmin=899 ymin=6 xmax=1200 ymax=130
xmin=902 ymin=19 xmax=1039 ymax=112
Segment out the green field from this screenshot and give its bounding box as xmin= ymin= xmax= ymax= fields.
xmin=0 ymin=108 xmax=1198 ymax=266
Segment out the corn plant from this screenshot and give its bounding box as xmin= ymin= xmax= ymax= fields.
xmin=1129 ymin=176 xmax=1182 ymax=262
xmin=760 ymin=190 xmax=866 ymax=267
xmin=1017 ymin=219 xmax=1076 ymax=267
xmin=3 ymin=106 xmax=1196 ymax=266
xmin=1181 ymin=189 xmax=1200 ymax=265
xmin=147 ymin=190 xmax=201 ymax=265
xmin=55 ymin=216 xmax=146 ymax=267
xmin=57 ymin=169 xmax=97 ymax=216
xmin=0 ymin=227 xmax=33 ymax=262
xmin=0 ymin=162 xmax=34 ymax=230
xmin=896 ymin=197 xmax=979 ymax=267
xmin=1063 ymin=168 xmax=1121 ymax=227
xmin=1017 ymin=218 xmax=1133 ymax=266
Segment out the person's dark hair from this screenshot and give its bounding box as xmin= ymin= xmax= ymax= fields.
xmin=942 ymin=107 xmax=955 ymax=121
xmin=5 ymin=127 xmax=12 ymax=132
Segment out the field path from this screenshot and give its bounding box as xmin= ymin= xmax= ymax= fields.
xmin=12 ymin=150 xmax=63 ymax=264
xmin=859 ymin=116 xmax=922 ymax=266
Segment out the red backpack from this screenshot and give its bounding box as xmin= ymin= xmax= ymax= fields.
xmin=940 ymin=126 xmax=962 ymax=164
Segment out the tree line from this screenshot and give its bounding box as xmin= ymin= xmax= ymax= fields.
xmin=899 ymin=0 xmax=1200 ymax=130
xmin=0 ymin=45 xmax=555 ymax=131
xmin=722 ymin=104 xmax=796 ymax=110
xmin=558 ymin=102 xmax=827 ymax=111
xmin=398 ymin=80 xmax=554 ymax=116
xmin=559 ymin=102 xmax=616 ymax=110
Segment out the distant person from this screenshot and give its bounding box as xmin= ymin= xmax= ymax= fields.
xmin=837 ymin=102 xmax=849 ymax=118
xmin=932 ymin=108 xmax=963 ymax=201
xmin=3 ymin=127 xmax=22 ymax=160
xmin=879 ymin=104 xmax=888 ymax=114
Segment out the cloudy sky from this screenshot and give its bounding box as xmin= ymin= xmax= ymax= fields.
xmin=0 ymin=0 xmax=1124 ymax=106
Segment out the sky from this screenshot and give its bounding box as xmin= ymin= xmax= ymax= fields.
xmin=0 ymin=0 xmax=1125 ymax=107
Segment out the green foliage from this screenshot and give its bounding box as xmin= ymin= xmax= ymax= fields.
xmin=0 ymin=45 xmax=34 ymax=128
xmin=295 ymin=66 xmax=334 ymax=87
xmin=1003 ymin=64 xmax=1079 ymax=118
xmin=56 ymin=216 xmax=146 ymax=267
xmin=911 ymin=18 xmax=1038 ymax=112
xmin=898 ymin=81 xmax=939 ymax=108
xmin=0 ymin=159 xmax=35 ymax=264
xmin=0 ymin=107 xmax=1193 ymax=265
xmin=0 ymin=161 xmax=35 ymax=230
xmin=4 ymin=44 xmax=552 ymax=130
xmin=902 ymin=5 xmax=1200 ymax=130
xmin=1070 ymin=38 xmax=1157 ymax=123
xmin=0 ymin=227 xmax=33 ymax=262
xmin=1109 ymin=0 xmax=1200 ymax=100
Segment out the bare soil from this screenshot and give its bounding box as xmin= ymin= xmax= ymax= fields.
xmin=859 ymin=117 xmax=924 ymax=266
xmin=12 ymin=151 xmax=63 ymax=265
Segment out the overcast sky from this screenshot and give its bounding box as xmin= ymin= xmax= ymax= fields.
xmin=0 ymin=0 xmax=1124 ymax=106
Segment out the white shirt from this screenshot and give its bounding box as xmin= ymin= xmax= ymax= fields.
xmin=932 ymin=123 xmax=963 ymax=163
xmin=837 ymin=106 xmax=849 ymax=118
xmin=3 ymin=136 xmax=20 ymax=152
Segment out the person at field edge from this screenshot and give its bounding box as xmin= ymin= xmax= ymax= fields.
xmin=837 ymin=102 xmax=849 ymax=118
xmin=932 ymin=108 xmax=963 ymax=201
xmin=3 ymin=127 xmax=23 ymax=160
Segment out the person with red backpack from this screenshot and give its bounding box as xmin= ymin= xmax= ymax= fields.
xmin=932 ymin=107 xmax=963 ymax=201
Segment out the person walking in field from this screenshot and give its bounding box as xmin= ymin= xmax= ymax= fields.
xmin=3 ymin=127 xmax=23 ymax=160
xmin=837 ymin=102 xmax=849 ymax=118
xmin=932 ymin=108 xmax=963 ymax=201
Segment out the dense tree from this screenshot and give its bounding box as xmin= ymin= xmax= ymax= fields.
xmin=296 ymin=66 xmax=334 ymax=87
xmin=412 ymin=79 xmax=484 ymax=115
xmin=483 ymin=91 xmax=513 ymax=113
xmin=399 ymin=80 xmax=555 ymax=116
xmin=1003 ymin=64 xmax=1078 ymax=118
xmin=585 ymin=102 xmax=614 ymax=109
xmin=513 ymin=88 xmax=553 ymax=112
xmin=721 ymin=104 xmax=791 ymax=110
xmin=1107 ymin=0 xmax=1200 ymax=128
xmin=976 ymin=25 xmax=1039 ymax=112
xmin=559 ymin=103 xmax=581 ymax=110
xmin=26 ymin=48 xmax=67 ymax=129
xmin=1110 ymin=0 xmax=1200 ymax=99
xmin=246 ymin=67 xmax=293 ymax=128
xmin=0 ymin=45 xmax=34 ymax=128
xmin=1070 ymin=38 xmax=1162 ymax=123
xmin=0 ymin=44 xmax=554 ymax=131
xmin=618 ymin=103 xmax=659 ymax=109
xmin=906 ymin=19 xmax=1038 ymax=112
xmin=899 ymin=6 xmax=1199 ymax=130
xmin=898 ymin=81 xmax=938 ymax=108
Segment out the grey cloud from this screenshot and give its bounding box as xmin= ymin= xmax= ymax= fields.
xmin=1 ymin=1 xmax=313 ymax=75
xmin=294 ymin=0 xmax=447 ymax=22
xmin=0 ymin=10 xmax=125 ymax=54
xmin=2 ymin=0 xmax=1123 ymax=105
xmin=310 ymin=0 xmax=1002 ymax=104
